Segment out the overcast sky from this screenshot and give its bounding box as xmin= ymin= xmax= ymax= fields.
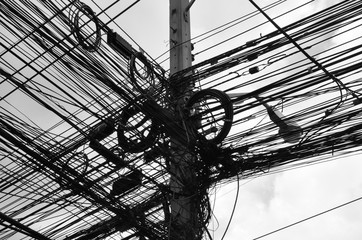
xmin=91 ymin=0 xmax=362 ymax=239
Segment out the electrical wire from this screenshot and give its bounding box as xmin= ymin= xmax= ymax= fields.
xmin=220 ymin=174 xmax=240 ymax=240
xmin=253 ymin=195 xmax=362 ymax=240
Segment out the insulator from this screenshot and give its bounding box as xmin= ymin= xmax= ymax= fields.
xmin=248 ymin=66 xmax=260 ymax=74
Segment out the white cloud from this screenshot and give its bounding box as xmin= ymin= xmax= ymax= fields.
xmin=210 ymin=155 xmax=362 ymax=240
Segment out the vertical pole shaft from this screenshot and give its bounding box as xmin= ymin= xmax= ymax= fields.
xmin=170 ymin=0 xmax=192 ymax=75
xmin=169 ymin=1 xmax=198 ymax=239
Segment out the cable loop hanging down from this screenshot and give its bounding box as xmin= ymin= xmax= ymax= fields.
xmin=186 ymin=89 xmax=234 ymax=144
xmin=73 ymin=3 xmax=101 ymax=52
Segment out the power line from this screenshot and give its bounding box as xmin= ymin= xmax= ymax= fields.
xmin=253 ymin=195 xmax=362 ymax=240
xmin=220 ymin=174 xmax=240 ymax=240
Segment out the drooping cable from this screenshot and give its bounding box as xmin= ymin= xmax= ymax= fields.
xmin=220 ymin=174 xmax=240 ymax=240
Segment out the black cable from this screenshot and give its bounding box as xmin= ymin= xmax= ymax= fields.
xmin=253 ymin=195 xmax=362 ymax=240
xmin=194 ymin=0 xmax=316 ymax=57
xmin=155 ymin=0 xmax=286 ymax=63
xmin=249 ymin=0 xmax=360 ymax=103
xmin=221 ymin=174 xmax=240 ymax=240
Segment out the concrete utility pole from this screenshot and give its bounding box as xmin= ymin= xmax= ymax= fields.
xmin=169 ymin=0 xmax=199 ymax=239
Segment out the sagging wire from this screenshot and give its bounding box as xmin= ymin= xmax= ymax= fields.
xmin=220 ymin=173 xmax=240 ymax=240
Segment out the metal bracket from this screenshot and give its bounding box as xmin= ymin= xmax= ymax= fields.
xmin=184 ymin=0 xmax=197 ymax=22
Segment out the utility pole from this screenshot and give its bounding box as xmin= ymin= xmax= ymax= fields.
xmin=169 ymin=0 xmax=199 ymax=239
